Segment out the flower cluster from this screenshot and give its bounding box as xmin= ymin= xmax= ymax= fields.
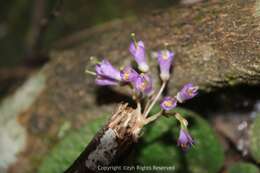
xmin=86 ymin=34 xmax=198 ymax=151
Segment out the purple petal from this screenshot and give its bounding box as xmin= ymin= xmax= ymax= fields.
xmin=177 ymin=129 xmax=195 ymax=151
xmin=158 ymin=50 xmax=174 ymax=81
xmin=95 ymin=77 xmax=118 ymax=86
xmin=176 ymin=83 xmax=198 ymax=103
xmin=129 ymin=41 xmax=149 ymax=72
xmin=160 ymin=96 xmax=177 ymax=111
xmin=134 ymin=74 xmax=153 ymax=95
xmin=95 ymin=59 xmax=121 ymax=81
xmin=120 ymin=66 xmax=139 ymax=82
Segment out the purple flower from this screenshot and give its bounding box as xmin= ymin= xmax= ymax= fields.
xmin=134 ymin=74 xmax=153 ymax=95
xmin=95 ymin=59 xmax=121 ymax=86
xmin=96 ymin=59 xmax=121 ymax=80
xmin=129 ymin=41 xmax=149 ymax=72
xmin=95 ymin=77 xmax=118 ymax=86
xmin=158 ymin=50 xmax=174 ymax=81
xmin=120 ymin=66 xmax=139 ymax=83
xmin=160 ymin=96 xmax=177 ymax=111
xmin=177 ymin=128 xmax=195 ymax=151
xmin=176 ymin=83 xmax=199 ymax=103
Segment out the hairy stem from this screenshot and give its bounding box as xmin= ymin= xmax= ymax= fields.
xmin=64 ymin=104 xmax=145 ymax=173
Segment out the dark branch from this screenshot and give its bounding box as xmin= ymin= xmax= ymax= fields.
xmin=64 ymin=104 xmax=145 ymax=173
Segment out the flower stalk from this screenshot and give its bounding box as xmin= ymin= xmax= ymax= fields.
xmin=143 ymin=82 xmax=166 ymax=117
xmin=85 ymin=35 xmax=199 ymax=148
xmin=81 ymin=34 xmax=199 ymax=172
xmin=145 ymin=110 xmax=163 ymax=124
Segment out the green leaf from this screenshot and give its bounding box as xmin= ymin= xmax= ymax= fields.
xmin=135 ymin=116 xmax=181 ymax=172
xmin=249 ymin=114 xmax=260 ymax=163
xmin=138 ymin=142 xmax=179 ymax=166
xmin=38 ymin=116 xmax=107 ymax=173
xmin=38 ymin=107 xmax=224 ymax=173
xmin=227 ymin=162 xmax=259 ymax=173
xmin=180 ymin=109 xmax=225 ymax=173
xmin=135 ymin=108 xmax=224 ymax=173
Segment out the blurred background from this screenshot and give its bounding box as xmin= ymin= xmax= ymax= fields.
xmin=0 ymin=0 xmax=177 ymax=100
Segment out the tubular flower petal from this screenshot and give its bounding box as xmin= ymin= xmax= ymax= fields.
xmin=134 ymin=74 xmax=153 ymax=95
xmin=129 ymin=41 xmax=149 ymax=72
xmin=95 ymin=59 xmax=121 ymax=86
xmin=95 ymin=77 xmax=118 ymax=86
xmin=177 ymin=128 xmax=195 ymax=151
xmin=158 ymin=50 xmax=174 ymax=81
xmin=95 ymin=59 xmax=121 ymax=81
xmin=176 ymin=83 xmax=198 ymax=103
xmin=120 ymin=66 xmax=139 ymax=83
xmin=160 ymin=96 xmax=177 ymax=111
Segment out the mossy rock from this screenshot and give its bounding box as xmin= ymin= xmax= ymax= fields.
xmin=249 ymin=114 xmax=260 ymax=163
xmin=227 ymin=162 xmax=259 ymax=173
xmin=38 ymin=117 xmax=107 ymax=173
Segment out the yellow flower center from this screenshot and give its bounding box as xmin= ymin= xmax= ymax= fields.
xmin=181 ymin=143 xmax=188 ymax=149
xmin=187 ymin=88 xmax=194 ymax=96
xmin=124 ymin=72 xmax=130 ymax=80
xmin=163 ymin=100 xmax=173 ymax=107
xmin=162 ymin=51 xmax=169 ymax=60
xmin=140 ymin=81 xmax=147 ymax=91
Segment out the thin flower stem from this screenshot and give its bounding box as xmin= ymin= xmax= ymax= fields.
xmin=90 ymin=56 xmax=100 ymax=65
xmin=85 ymin=70 xmax=96 ymax=76
xmin=143 ymin=82 xmax=166 ymax=117
xmin=131 ymin=33 xmax=138 ymax=48
xmin=137 ymin=101 xmax=141 ymax=112
xmin=145 ymin=110 xmax=163 ymax=124
xmin=164 ymin=42 xmax=169 ymax=49
xmin=175 ymin=113 xmax=188 ymax=127
xmin=164 ymin=112 xmax=188 ymax=127
xmin=143 ymin=94 xmax=155 ymax=113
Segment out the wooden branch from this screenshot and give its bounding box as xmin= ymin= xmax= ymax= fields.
xmin=64 ymin=104 xmax=145 ymax=173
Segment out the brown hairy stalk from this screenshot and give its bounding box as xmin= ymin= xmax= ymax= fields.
xmin=64 ymin=103 xmax=145 ymax=173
